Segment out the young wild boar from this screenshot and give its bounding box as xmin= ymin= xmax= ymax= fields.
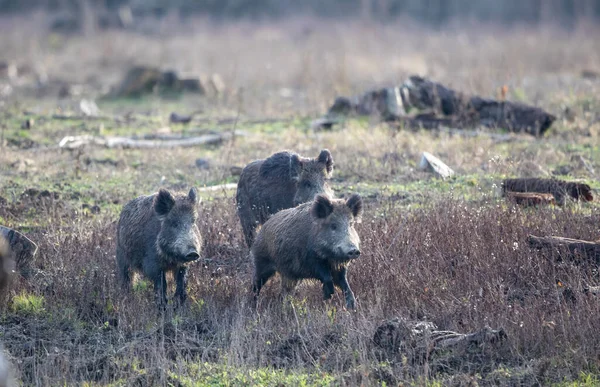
xmin=116 ymin=188 xmax=202 ymax=306
xmin=251 ymin=193 xmax=363 ymax=309
xmin=236 ymin=149 xmax=334 ymax=248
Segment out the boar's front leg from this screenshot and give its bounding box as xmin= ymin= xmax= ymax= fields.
xmin=315 ymin=263 xmax=335 ymax=301
xmin=333 ymin=266 xmax=356 ymax=309
xmin=174 ymin=266 xmax=188 ymax=305
xmin=153 ymin=270 xmax=168 ymax=307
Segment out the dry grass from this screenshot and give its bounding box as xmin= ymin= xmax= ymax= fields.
xmin=0 ymin=15 xmax=599 ymax=386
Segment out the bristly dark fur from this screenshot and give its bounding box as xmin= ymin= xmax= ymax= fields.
xmin=251 ymin=193 xmax=363 ymax=309
xmin=259 ymin=151 xmax=303 ymax=180
xmin=116 ymin=188 xmax=202 ymax=307
xmin=236 ymin=149 xmax=335 ymax=248
xmin=502 ymin=178 xmax=593 ymax=205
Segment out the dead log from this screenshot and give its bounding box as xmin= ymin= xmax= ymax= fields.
xmin=197 ymin=183 xmax=237 ymax=192
xmin=327 ymin=76 xmax=556 ymax=136
xmin=58 ymin=132 xmax=240 ymax=149
xmin=527 ymin=235 xmax=600 ymax=264
xmin=506 ymin=192 xmax=556 ymax=207
xmin=402 ymin=76 xmax=556 ymax=136
xmin=373 ymin=318 xmax=506 ymax=366
xmin=502 ymin=178 xmax=593 ymax=205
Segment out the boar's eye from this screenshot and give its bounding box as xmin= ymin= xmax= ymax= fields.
xmin=302 ymin=181 xmax=312 ymax=189
xmin=330 ymin=223 xmax=337 ymax=231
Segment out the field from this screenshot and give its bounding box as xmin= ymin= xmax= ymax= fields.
xmin=1 ymin=16 xmax=600 ymax=386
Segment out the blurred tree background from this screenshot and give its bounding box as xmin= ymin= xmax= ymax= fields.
xmin=0 ymin=0 xmax=599 ymax=27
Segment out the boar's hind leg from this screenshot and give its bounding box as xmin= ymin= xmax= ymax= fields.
xmin=252 ymin=255 xmax=276 ymax=298
xmin=315 ymin=263 xmax=335 ymax=301
xmin=238 ymin=208 xmax=258 ymax=248
xmin=333 ymin=267 xmax=356 ymax=309
xmin=174 ymin=266 xmax=188 ymax=305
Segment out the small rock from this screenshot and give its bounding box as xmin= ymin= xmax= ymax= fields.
xmin=170 ymin=112 xmax=192 ymax=124
xmin=79 ymin=99 xmax=100 ymax=117
xmin=195 ymin=158 xmax=211 ymax=170
xmin=418 ymin=152 xmax=455 ymax=179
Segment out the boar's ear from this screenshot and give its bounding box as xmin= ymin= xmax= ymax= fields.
xmin=311 ymin=194 xmax=334 ymax=219
xmin=154 ymin=189 xmax=176 ymax=217
xmin=188 ymin=187 xmax=201 ymax=205
xmin=317 ymin=149 xmax=334 ymax=175
xmin=346 ymin=194 xmax=363 ymax=222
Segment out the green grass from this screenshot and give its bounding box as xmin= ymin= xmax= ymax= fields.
xmin=11 ymin=292 xmax=46 ymax=316
xmin=170 ymin=362 xmax=338 ymax=387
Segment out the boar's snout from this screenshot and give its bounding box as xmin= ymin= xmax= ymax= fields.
xmin=347 ymin=248 xmax=361 ymax=260
xmin=183 ymin=250 xmax=200 ymax=262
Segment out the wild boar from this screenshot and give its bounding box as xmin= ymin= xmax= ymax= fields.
xmin=116 ymin=188 xmax=202 ymax=306
xmin=251 ymin=193 xmax=363 ymax=309
xmin=236 ymin=149 xmax=334 ymax=248
xmin=0 ymin=235 xmax=16 ymax=386
xmin=0 ymin=237 xmax=15 ymax=295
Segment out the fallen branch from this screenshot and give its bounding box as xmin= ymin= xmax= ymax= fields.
xmin=197 ymin=183 xmax=237 ymax=192
xmin=506 ymin=192 xmax=556 ymax=207
xmin=59 ymin=132 xmax=241 ymax=149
